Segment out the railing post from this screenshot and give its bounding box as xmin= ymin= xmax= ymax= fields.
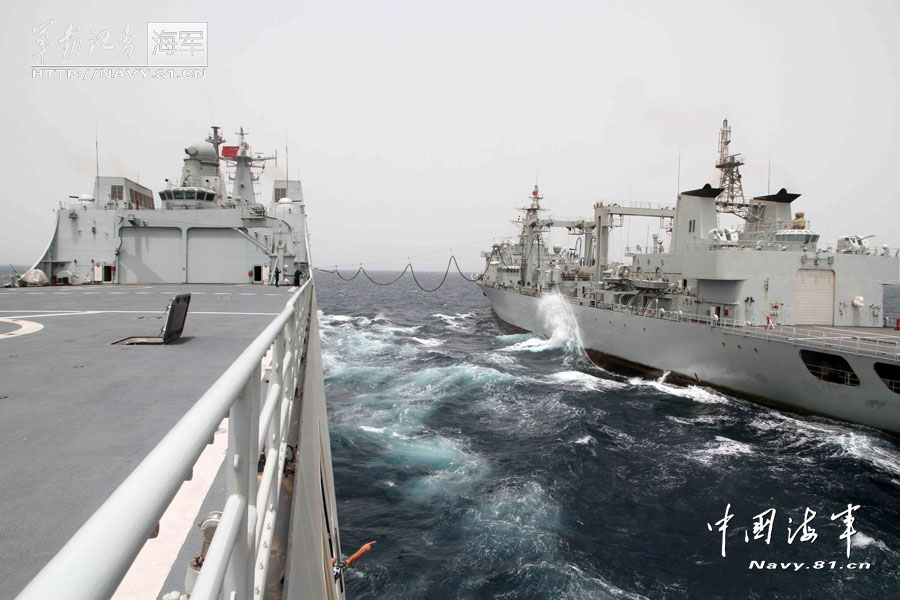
xmin=247 ymin=362 xmax=261 ymax=541
xmin=267 ymin=334 xmax=285 ymax=455
xmin=224 ymin=377 xmax=255 ymax=599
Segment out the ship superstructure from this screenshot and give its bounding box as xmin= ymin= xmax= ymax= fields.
xmin=32 ymin=127 xmax=309 ymax=285
xmin=477 ymin=121 xmax=900 ymax=433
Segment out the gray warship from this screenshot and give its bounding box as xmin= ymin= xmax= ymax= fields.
xmin=27 ymin=126 xmax=309 ymax=286
xmin=476 ymin=121 xmax=900 ymax=434
xmin=4 ymin=128 xmax=350 ymax=599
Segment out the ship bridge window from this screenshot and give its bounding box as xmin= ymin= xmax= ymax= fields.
xmin=799 ymin=349 xmax=860 ymax=386
xmin=873 ymin=362 xmax=900 ymax=394
xmin=173 ymin=189 xmax=184 ymax=200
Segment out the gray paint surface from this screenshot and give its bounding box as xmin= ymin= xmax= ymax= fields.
xmin=0 ymin=284 xmax=293 ymax=598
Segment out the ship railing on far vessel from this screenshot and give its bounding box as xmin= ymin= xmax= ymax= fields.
xmin=686 ymin=239 xmax=900 ymax=257
xmin=16 ymin=280 xmax=340 ymax=600
xmin=575 ymin=297 xmax=900 ymax=362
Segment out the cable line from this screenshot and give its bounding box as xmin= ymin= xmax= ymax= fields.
xmin=314 ymin=254 xmax=491 ymax=292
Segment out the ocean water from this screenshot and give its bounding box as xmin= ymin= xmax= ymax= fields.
xmin=317 ymin=274 xmax=900 ymax=600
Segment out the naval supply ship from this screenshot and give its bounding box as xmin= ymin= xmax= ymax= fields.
xmin=476 ymin=121 xmax=900 ymax=434
xmin=4 ymin=128 xmax=353 ymax=599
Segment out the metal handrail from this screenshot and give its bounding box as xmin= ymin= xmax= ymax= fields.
xmin=16 ymin=281 xmax=314 ymax=600
xmin=548 ymin=292 xmax=900 ymax=362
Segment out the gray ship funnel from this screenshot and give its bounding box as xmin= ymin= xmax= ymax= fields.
xmin=681 ymin=183 xmax=724 ymax=198
xmin=752 ymin=188 xmax=802 ymax=203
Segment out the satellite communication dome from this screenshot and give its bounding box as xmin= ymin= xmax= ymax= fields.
xmin=279 ymin=198 xmax=293 ymax=204
xmin=185 ymin=141 xmax=219 ymax=163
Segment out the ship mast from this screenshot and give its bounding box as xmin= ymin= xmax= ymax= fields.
xmin=518 ymin=185 xmax=547 ymax=286
xmin=221 ymin=127 xmax=275 ymax=206
xmin=714 ymin=119 xmax=763 ymax=222
xmin=715 ymin=119 xmax=748 ymax=216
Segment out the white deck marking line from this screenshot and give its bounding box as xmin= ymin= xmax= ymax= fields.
xmin=0 ymin=310 xmax=278 ymax=317
xmin=0 ymin=318 xmax=44 ymax=339
xmin=191 ymin=311 xmax=279 ymax=315
xmin=1 ymin=311 xmax=103 ymax=319
xmin=111 ymin=419 xmax=229 ymax=600
xmin=0 ymin=310 xmax=82 ymax=313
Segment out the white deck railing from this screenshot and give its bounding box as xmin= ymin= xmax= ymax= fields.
xmin=565 ymin=297 xmax=900 ymax=362
xmin=16 ymin=281 xmax=315 ymax=600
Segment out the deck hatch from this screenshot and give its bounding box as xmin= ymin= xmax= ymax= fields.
xmin=112 ymin=294 xmax=191 ymax=345
xmin=799 ymin=349 xmax=860 ymax=386
xmin=873 ymin=362 xmax=900 ymax=394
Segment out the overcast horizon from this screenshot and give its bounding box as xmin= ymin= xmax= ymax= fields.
xmin=3 ymin=0 xmax=899 ymax=272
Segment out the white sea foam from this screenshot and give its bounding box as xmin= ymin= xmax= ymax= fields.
xmin=432 ymin=312 xmax=475 ymax=330
xmin=500 ymin=291 xmax=584 ymax=354
xmin=400 ymin=364 xmax=519 ymax=392
xmin=456 ymin=479 xmax=650 ymax=600
xmin=573 ymin=435 xmax=594 ymax=445
xmin=833 ymin=432 xmax=900 ymax=477
xmin=628 ymin=373 xmax=731 ymax=404
xmin=463 ymin=481 xmax=560 ymax=559
xmin=849 ymin=531 xmax=896 ymax=556
xmin=483 ymin=352 xmax=519 ymax=368
xmin=400 ymin=435 xmax=488 ymax=499
xmin=410 ymin=337 xmax=444 ymax=347
xmin=320 ymin=313 xmax=354 ymax=325
xmin=667 ymin=414 xmax=733 ymax=427
xmin=476 ymin=389 xmax=587 ymax=435
xmin=749 ymin=412 xmax=900 ymax=476
xmin=359 ymin=425 xmax=386 ymax=434
xmin=374 ymin=323 xmax=421 ymax=335
xmin=496 ymin=333 xmax=535 ymax=344
xmin=548 ymin=370 xmax=626 ymax=391
xmin=691 ymin=436 xmax=756 ymax=466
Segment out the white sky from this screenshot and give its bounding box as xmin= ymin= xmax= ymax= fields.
xmin=2 ymin=0 xmax=899 ymax=270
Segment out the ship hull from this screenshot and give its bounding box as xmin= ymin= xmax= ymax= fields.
xmin=482 ymin=285 xmax=900 ymax=434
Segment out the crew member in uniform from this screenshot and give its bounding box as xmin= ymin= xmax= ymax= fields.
xmin=274 ymin=267 xmax=281 ymax=287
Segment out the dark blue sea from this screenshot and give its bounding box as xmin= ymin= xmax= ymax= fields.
xmin=316 ymin=273 xmax=900 ymax=600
